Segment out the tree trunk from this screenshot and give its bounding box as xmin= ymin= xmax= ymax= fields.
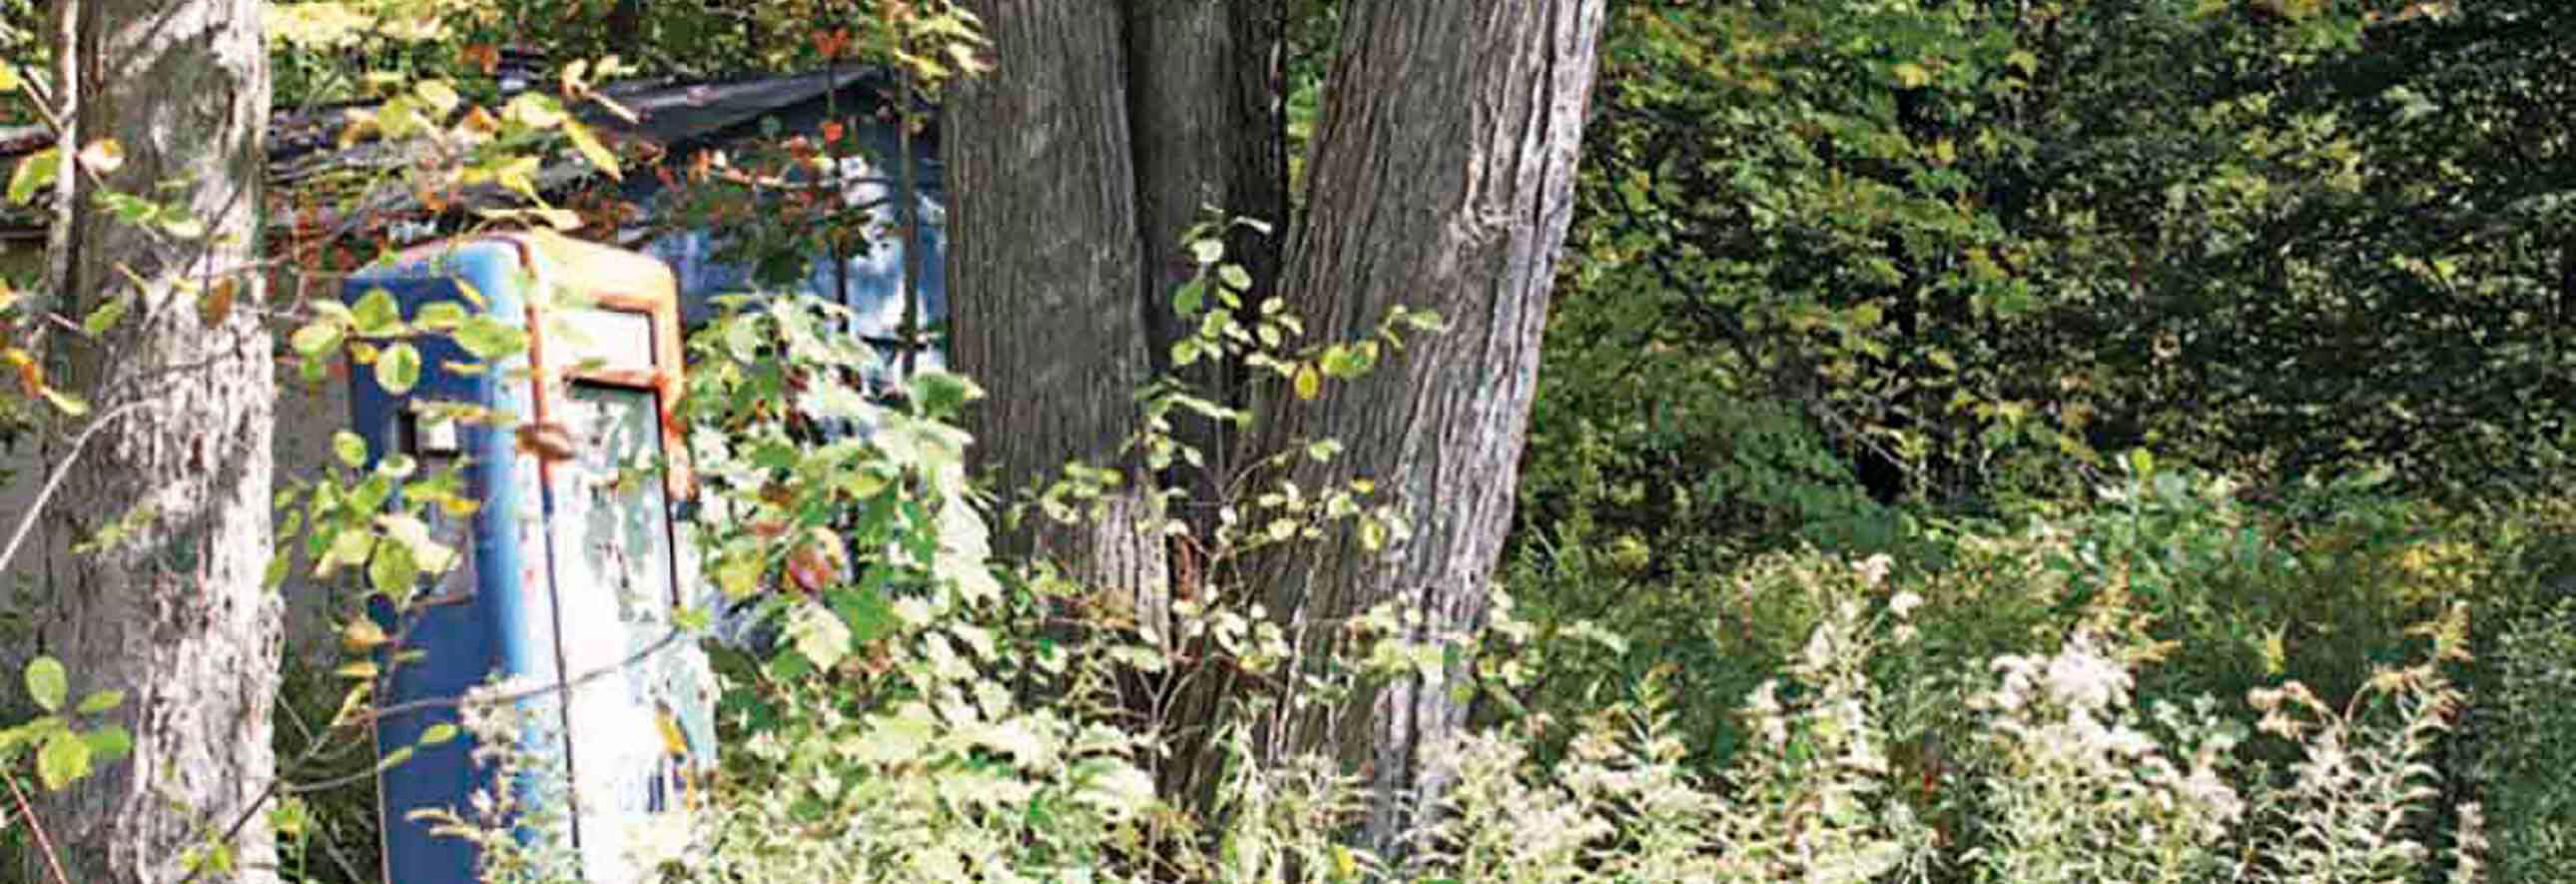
xmin=1128 ymin=0 xmax=1288 ymax=529
xmin=33 ymin=0 xmax=280 ymax=880
xmin=945 ymin=0 xmax=1168 ymax=620
xmin=1252 ymin=0 xmax=1606 ymax=857
xmin=1122 ymin=0 xmax=1288 ymax=806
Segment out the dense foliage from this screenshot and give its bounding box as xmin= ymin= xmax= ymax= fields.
xmin=6 ymin=0 xmax=2576 ymax=880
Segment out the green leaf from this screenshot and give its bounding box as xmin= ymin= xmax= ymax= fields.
xmin=290 ymin=321 xmax=344 ymax=358
xmin=378 ymin=512 xmax=457 ymax=573
xmin=323 ymin=529 xmax=375 ymax=576
xmin=82 ymin=293 xmax=130 ymax=336
xmin=1217 ymin=264 xmax=1252 ymax=292
xmin=375 ymin=342 xmax=422 ymax=395
xmin=787 ymin=601 xmax=853 ymax=670
xmin=332 ymin=431 xmax=368 ymax=467
xmin=454 ymin=316 xmax=527 ymax=360
xmin=502 ymin=92 xmax=567 ymax=130
xmin=418 ymin=723 xmax=459 ymax=746
xmin=35 ymin=731 xmax=91 ymax=790
xmin=826 ymin=586 xmax=897 ymax=646
xmin=715 ymin=553 xmax=762 ymax=599
xmin=8 ymin=148 xmax=59 ymax=205
xmin=75 ymin=689 xmax=124 ymax=715
xmin=413 ymin=301 xmax=467 ymax=331
xmin=350 ymin=288 xmax=404 ymax=337
xmin=1171 ymin=278 xmax=1208 ymax=318
xmin=1189 ymin=238 xmax=1225 ymax=265
xmin=25 ymin=656 xmax=66 ymax=712
xmin=0 ymin=717 xmax=58 ymax=754
xmin=367 ymin=536 xmax=420 ymax=598
xmin=159 ymin=214 xmax=205 ymax=241
xmin=911 ymin=371 xmax=980 ymax=418
xmin=82 ymin=724 xmax=132 ymax=761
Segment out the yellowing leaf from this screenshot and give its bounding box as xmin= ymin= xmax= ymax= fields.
xmin=1892 ymin=62 xmax=1932 ymax=89
xmin=1293 ymin=364 xmax=1322 ymax=401
xmin=36 ymin=731 xmax=90 ymax=790
xmin=76 ymin=139 xmax=124 ymax=175
xmin=716 ymin=553 xmax=761 ymax=599
xmin=42 ymin=388 xmax=88 ymax=417
xmin=564 ymin=121 xmax=622 ymax=180
xmin=374 ymin=342 xmax=421 ymax=394
xmin=656 ymin=711 xmax=689 ymax=756
xmin=413 ymin=80 xmax=460 ymax=115
xmin=24 ymin=656 xmax=66 ymax=712
xmin=503 ymin=92 xmax=566 ymax=130
xmin=339 ymin=618 xmax=388 ymax=652
xmin=290 ymin=321 xmax=344 ymax=358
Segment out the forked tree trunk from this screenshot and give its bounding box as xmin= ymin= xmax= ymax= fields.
xmin=945 ymin=0 xmax=1169 ymax=615
xmin=947 ymin=1 xmax=1284 ymax=640
xmin=1123 ymin=0 xmax=1289 ymax=807
xmin=33 ymin=0 xmax=280 ymax=881
xmin=1252 ymin=0 xmax=1607 ymax=857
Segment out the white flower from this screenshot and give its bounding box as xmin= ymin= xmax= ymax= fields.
xmin=2042 ymin=637 xmax=2131 ymax=712
xmin=1888 ymin=590 xmax=1925 ymax=617
xmin=2100 ymin=725 xmax=2157 ymax=758
xmin=1855 ymin=552 xmax=1895 ymax=587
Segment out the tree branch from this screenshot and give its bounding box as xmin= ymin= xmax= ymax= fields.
xmin=0 ymin=398 xmax=147 ymax=578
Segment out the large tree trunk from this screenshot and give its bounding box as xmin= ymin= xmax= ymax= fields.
xmin=33 ymin=0 xmax=280 ymax=880
xmin=1252 ymin=0 xmax=1606 ymax=857
xmin=945 ymin=0 xmax=1168 ymax=618
xmin=947 ymin=0 xmax=1284 ymax=636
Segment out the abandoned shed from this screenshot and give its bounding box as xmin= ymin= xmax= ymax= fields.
xmin=0 ymin=69 xmax=949 ymax=643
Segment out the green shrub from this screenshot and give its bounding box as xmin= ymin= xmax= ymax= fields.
xmin=2477 ymin=599 xmax=2576 ymax=882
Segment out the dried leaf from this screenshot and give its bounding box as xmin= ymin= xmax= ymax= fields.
xmin=515 ymin=421 xmax=579 ymax=462
xmin=199 ymin=277 xmax=239 ymax=328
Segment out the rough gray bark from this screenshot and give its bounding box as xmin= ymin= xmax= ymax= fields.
xmin=945 ymin=0 xmax=1168 ymax=621
xmin=1252 ymin=0 xmax=1606 ymax=856
xmin=31 ymin=0 xmax=281 ymax=881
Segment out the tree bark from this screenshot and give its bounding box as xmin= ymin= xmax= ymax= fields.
xmin=1119 ymin=1 xmax=1288 ymax=806
xmin=945 ymin=0 xmax=1169 ymax=620
xmin=1127 ymin=0 xmax=1288 ymax=528
xmin=34 ymin=0 xmax=280 ymax=880
xmin=1252 ymin=0 xmax=1606 ymax=857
